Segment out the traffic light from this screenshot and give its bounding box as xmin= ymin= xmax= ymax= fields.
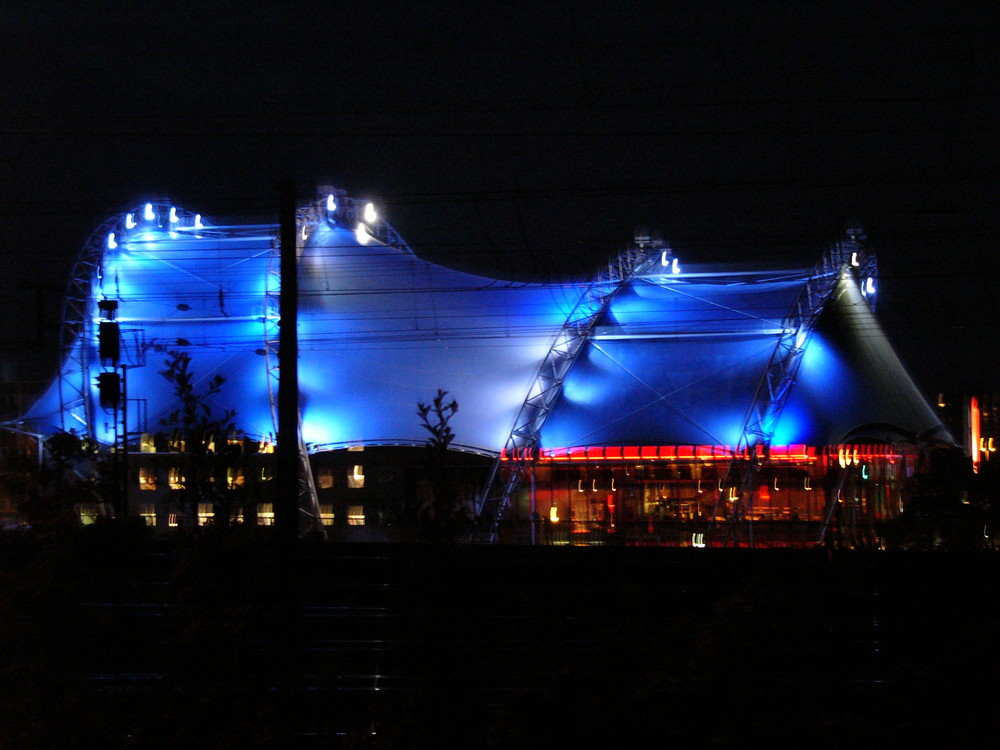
xmin=99 ymin=321 xmax=120 ymax=365
xmin=98 ymin=372 xmax=121 ymax=410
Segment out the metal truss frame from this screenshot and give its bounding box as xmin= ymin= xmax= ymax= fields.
xmin=475 ymin=243 xmax=667 ymax=541
xmin=709 ymin=230 xmax=875 ymax=546
xmin=58 ymin=202 xmax=206 ymax=441
xmin=58 ymin=216 xmax=116 ymax=439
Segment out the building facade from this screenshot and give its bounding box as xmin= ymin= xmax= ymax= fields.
xmin=8 ymin=190 xmax=952 ymax=545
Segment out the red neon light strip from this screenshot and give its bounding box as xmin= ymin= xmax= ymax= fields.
xmin=535 ymin=444 xmax=828 ymax=462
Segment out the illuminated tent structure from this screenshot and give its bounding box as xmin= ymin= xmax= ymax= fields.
xmin=13 ymin=190 xmax=950 ymax=543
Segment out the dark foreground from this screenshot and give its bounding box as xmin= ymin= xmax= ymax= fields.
xmin=2 ymin=529 xmax=999 ymax=748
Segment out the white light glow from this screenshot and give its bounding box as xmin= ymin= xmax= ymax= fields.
xmin=851 ymin=252 xmax=860 ymax=267
xmin=865 ymin=277 xmax=876 ymax=295
xmin=355 ymin=222 xmax=371 ymax=245
xmin=671 ymin=257 xmax=680 ymax=274
xmin=125 ymin=213 xmax=136 ymax=229
xmin=144 ymin=203 xmax=155 ymax=221
xmin=194 ymin=214 xmax=203 ymax=229
xmin=106 ymin=232 xmax=117 ymax=250
xmin=363 ymin=202 xmax=377 ymax=224
xmin=326 ymin=194 xmax=337 ymax=212
xmin=661 ymin=250 xmax=669 ymax=267
xmin=169 ymin=207 xmax=179 ymax=223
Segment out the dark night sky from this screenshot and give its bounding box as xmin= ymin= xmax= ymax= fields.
xmin=2 ymin=1 xmax=998 ymax=399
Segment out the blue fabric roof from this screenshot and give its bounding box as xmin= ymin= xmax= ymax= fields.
xmin=18 ymin=200 xmax=948 ymax=453
xmin=541 ymin=268 xmax=809 ymax=448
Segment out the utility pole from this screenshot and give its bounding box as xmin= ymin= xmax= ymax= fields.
xmin=119 ymin=364 xmax=128 ymax=521
xmin=276 ymin=181 xmax=299 ymax=543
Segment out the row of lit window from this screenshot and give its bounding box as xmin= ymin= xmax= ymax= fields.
xmin=137 ymin=466 xmax=245 ymax=490
xmin=79 ymin=503 xmax=366 ymax=527
xmin=136 ymin=465 xmax=366 ymax=490
xmin=137 ymin=434 xmax=276 ymax=454
xmin=316 ymin=464 xmax=366 ymax=489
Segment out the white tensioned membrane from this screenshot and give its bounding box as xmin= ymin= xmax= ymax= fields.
xmin=17 ymin=198 xmax=948 ymax=454
xmin=541 ymin=267 xmax=949 ymax=449
xmin=19 ymin=199 xmax=580 ymax=454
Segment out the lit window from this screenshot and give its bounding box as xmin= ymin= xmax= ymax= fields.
xmin=139 ymin=504 xmax=156 ymax=527
xmin=78 ymin=503 xmax=100 ymax=525
xmin=197 ymin=503 xmax=213 ymax=526
xmin=227 ymin=467 xmax=245 ymax=489
xmin=168 ymin=513 xmax=179 ymax=528
xmin=140 ymin=434 xmax=156 ymax=453
xmin=347 ymin=505 xmax=365 ymax=526
xmin=317 ymin=466 xmax=334 ymax=489
xmin=319 ymin=504 xmax=335 ymax=526
xmin=138 ymin=467 xmax=157 ymax=490
xmin=347 ymin=465 xmax=365 ymax=489
xmin=257 ymin=503 xmax=275 ymax=526
xmin=168 ymin=467 xmax=185 ymax=490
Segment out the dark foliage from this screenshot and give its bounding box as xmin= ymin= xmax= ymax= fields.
xmin=157 ymin=350 xmax=247 ymax=527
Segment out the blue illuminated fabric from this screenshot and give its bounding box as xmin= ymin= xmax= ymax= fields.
xmin=541 ymin=269 xmax=948 ymax=449
xmin=540 ymin=269 xmax=807 ymax=448
xmin=24 ymin=222 xmax=278 ymax=444
xmin=296 ymin=222 xmax=581 ymax=451
xmin=20 ymin=206 xmax=948 ymax=453
xmin=22 ymin=214 xmax=583 ymax=452
xmin=782 ymin=276 xmax=947 ymax=445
